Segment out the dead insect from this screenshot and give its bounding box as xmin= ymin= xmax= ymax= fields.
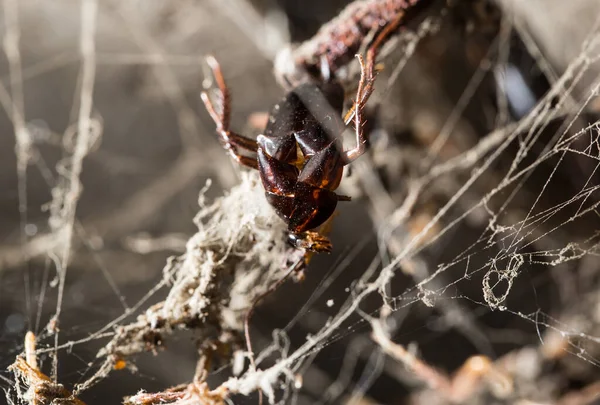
xmin=201 ymin=49 xmax=380 ymax=253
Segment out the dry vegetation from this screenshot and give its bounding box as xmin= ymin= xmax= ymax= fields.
xmin=1 ymin=1 xmax=600 ymax=404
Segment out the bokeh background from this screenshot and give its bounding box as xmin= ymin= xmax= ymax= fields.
xmin=1 ymin=1 xmax=600 ymax=404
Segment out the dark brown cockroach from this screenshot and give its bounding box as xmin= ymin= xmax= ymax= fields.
xmin=200 ymin=10 xmax=415 ymax=384
xmin=198 ymin=3 xmax=426 ymax=253
xmin=201 ymin=54 xmax=376 ymax=253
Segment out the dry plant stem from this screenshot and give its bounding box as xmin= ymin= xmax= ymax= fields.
xmin=370 ymin=319 xmax=453 ymax=395
xmin=372 ymin=320 xmax=513 ymax=402
xmin=122 ymin=344 xmax=227 ymax=405
xmin=557 ymin=381 xmax=600 ymax=405
xmin=293 ymin=0 xmax=427 ymax=74
xmin=125 ymin=356 xmax=228 ymax=405
xmin=124 ymin=381 xmax=228 ymax=405
xmin=9 ymin=332 xmax=87 ymax=405
xmin=24 ymin=331 xmax=37 ymax=371
xmin=9 ymin=358 xmax=87 ymax=405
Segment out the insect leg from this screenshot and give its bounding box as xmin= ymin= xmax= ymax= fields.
xmin=229 ymin=152 xmax=259 ymax=170
xmin=343 ymin=54 xmax=376 ymax=163
xmin=343 ymin=12 xmax=406 ymax=163
xmin=201 ymin=55 xmax=259 ymax=169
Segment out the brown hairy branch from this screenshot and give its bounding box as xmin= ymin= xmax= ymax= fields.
xmin=9 ymin=332 xmax=87 ymax=405
xmin=275 ymin=0 xmax=438 ymax=86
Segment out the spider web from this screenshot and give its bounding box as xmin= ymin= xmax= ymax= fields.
xmin=1 ymin=1 xmax=600 ymax=404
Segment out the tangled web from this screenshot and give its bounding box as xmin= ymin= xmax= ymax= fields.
xmin=1 ymin=1 xmax=600 ymax=404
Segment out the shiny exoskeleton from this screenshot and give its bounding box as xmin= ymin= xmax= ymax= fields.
xmin=201 ymin=55 xmax=377 ymax=252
